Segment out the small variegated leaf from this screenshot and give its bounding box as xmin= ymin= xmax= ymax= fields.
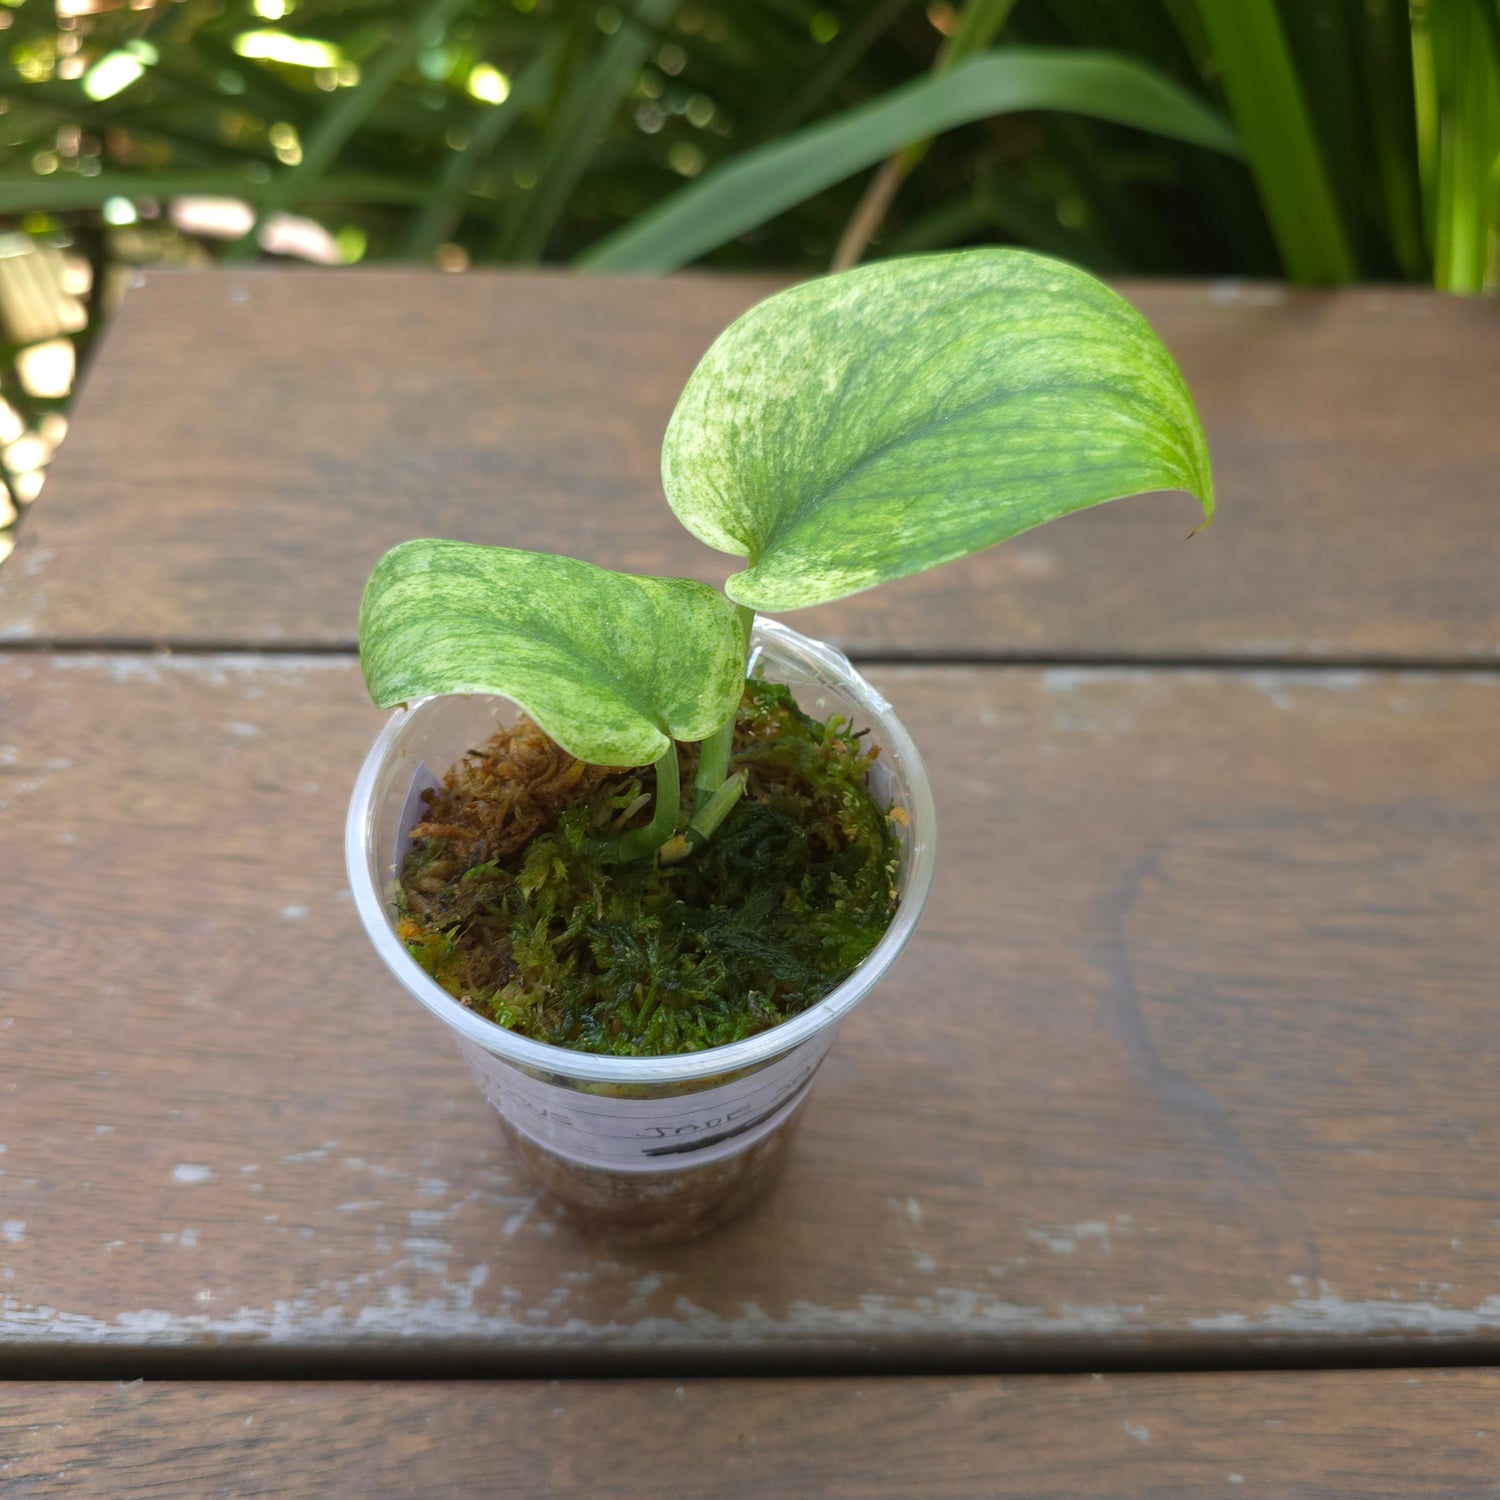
xmin=358 ymin=541 xmax=746 ymax=766
xmin=661 ymin=248 xmax=1214 ymax=612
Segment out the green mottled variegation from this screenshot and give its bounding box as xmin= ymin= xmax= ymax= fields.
xmin=359 ymin=541 xmax=746 ymax=766
xmin=358 ymin=248 xmax=1217 ymax=871
xmin=661 ymin=248 xmax=1214 ymax=612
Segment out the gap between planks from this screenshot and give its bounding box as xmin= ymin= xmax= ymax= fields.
xmin=12 ymin=1336 xmax=1500 ymax=1384
xmin=1 ymin=639 xmax=1497 ymax=674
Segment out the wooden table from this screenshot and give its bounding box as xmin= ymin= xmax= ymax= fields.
xmin=2 ymin=269 xmax=1498 ymax=1495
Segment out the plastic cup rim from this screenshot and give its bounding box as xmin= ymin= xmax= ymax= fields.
xmin=344 ymin=617 xmax=938 ymax=1086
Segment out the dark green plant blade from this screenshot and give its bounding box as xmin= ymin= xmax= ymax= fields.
xmin=359 ymin=541 xmax=747 ymax=766
xmin=1352 ymin=0 xmax=1428 ymax=280
xmin=1189 ymin=0 xmax=1357 ymax=283
xmin=662 ymin=249 xmax=1214 ymax=613
xmin=581 ymin=48 xmax=1240 ymax=271
xmin=941 ymin=0 xmax=1023 ymax=62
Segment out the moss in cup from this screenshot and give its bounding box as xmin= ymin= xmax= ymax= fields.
xmin=359 ymin=249 xmax=1213 ymax=1057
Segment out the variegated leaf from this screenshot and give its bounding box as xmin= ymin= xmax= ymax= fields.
xmin=661 ymin=248 xmax=1214 ymax=612
xmin=359 ymin=541 xmax=746 ymax=766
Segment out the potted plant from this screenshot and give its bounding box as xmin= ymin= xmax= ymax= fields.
xmin=346 ymin=248 xmax=1213 ymax=1242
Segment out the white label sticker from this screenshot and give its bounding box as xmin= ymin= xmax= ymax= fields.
xmin=455 ymin=1028 xmax=836 ymax=1172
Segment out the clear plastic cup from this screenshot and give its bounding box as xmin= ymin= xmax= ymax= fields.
xmin=345 ymin=618 xmax=937 ymax=1242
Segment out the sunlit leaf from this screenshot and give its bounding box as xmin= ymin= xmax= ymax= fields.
xmin=1191 ymin=0 xmax=1357 ymax=284
xmin=662 ymin=248 xmax=1214 ymax=612
xmin=359 ymin=541 xmax=747 ymax=766
xmin=223 ymin=0 xmax=474 ymax=261
xmin=1420 ymin=0 xmax=1500 ymax=292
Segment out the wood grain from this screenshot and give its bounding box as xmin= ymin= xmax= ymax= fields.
xmin=4 ymin=654 xmax=1499 ymax=1367
xmin=4 ymin=1371 xmax=1499 ymax=1497
xmin=2 ymin=270 xmax=1496 ymax=660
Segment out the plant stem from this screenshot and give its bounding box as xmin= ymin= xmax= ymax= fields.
xmin=693 ymin=601 xmax=756 ymax=815
xmin=635 ymin=984 xmax=659 ymax=1031
xmin=594 ymin=745 xmax=680 ymax=863
xmin=661 ymin=772 xmax=748 ymax=864
xmin=674 ymin=602 xmax=757 ymax=853
xmin=689 ymin=770 xmax=749 ymax=844
xmin=691 ymin=710 xmax=735 ymax=818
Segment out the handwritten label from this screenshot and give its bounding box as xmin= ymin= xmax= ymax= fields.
xmin=455 ymin=1030 xmax=836 ymax=1171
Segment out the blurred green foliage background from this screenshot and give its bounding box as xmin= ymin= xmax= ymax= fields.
xmin=0 ymin=0 xmax=1496 ymax=560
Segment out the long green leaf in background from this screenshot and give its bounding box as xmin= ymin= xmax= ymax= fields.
xmin=1420 ymin=0 xmax=1500 ymax=292
xmin=832 ymin=0 xmax=1021 ymax=269
xmin=359 ymin=541 xmax=747 ymax=766
xmin=661 ymin=249 xmax=1214 ymax=613
xmin=1189 ymin=0 xmax=1357 ymax=284
xmin=582 ymin=49 xmax=1239 ymax=272
xmin=0 ymin=0 xmax=1491 ymax=288
xmin=1022 ymin=0 xmax=1277 ymax=276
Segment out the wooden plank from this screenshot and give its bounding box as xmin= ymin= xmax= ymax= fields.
xmin=2 ymin=270 xmax=1496 ymax=660
xmin=3 ymin=655 xmax=1500 ymax=1365
xmin=3 ymin=1371 xmax=1499 ymax=1496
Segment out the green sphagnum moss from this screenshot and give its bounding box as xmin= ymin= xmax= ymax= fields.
xmin=396 ymin=679 xmax=898 ymax=1057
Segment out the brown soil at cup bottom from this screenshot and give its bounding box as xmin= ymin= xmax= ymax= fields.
xmin=502 ymin=1106 xmax=806 ymax=1245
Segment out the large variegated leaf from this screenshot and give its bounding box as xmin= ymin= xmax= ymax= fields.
xmin=661 ymin=249 xmax=1214 ymax=612
xmin=359 ymin=541 xmax=746 ymax=766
